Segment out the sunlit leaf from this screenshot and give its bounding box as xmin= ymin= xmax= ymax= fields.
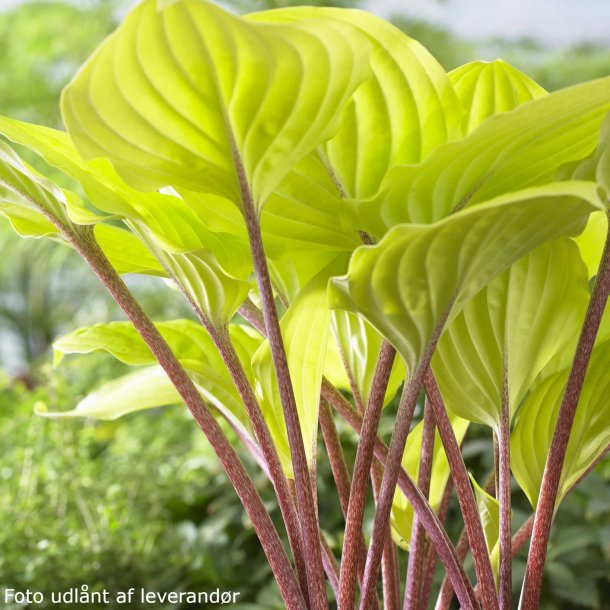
xmin=432 ymin=239 xmax=590 ymax=428
xmin=331 ymin=183 xmax=603 ymax=376
xmin=0 ymin=139 xmax=72 ymax=238
xmin=250 ymin=7 xmax=463 ymax=198
xmin=344 ymin=76 xmax=610 ymax=234
xmin=450 ymin=59 xmax=546 ymax=134
xmin=331 ymin=311 xmax=405 ymax=406
xmin=61 ymin=0 xmax=371 ymax=209
xmin=53 ymin=319 xmax=263 ymax=428
xmin=36 ymin=366 xmax=181 ymax=420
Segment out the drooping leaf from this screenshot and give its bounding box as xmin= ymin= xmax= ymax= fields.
xmin=0 ymin=117 xmax=253 ymax=278
xmin=36 ymin=366 xmax=181 ymax=420
xmin=331 ymin=310 xmax=405 ymax=407
xmin=250 ymin=7 xmax=463 ymax=198
xmin=390 ymin=415 xmax=469 ymax=549
xmin=253 ymin=256 xmax=348 ymax=476
xmin=511 ymin=339 xmax=610 ymax=508
xmin=61 ymin=0 xmax=371 ymax=209
xmin=0 ymin=139 xmax=72 ymax=237
xmin=449 ymin=59 xmax=546 ymax=134
xmin=331 ymin=182 xmax=604 ymax=376
xmin=344 ymin=76 xmax=610 ymax=234
xmin=53 ymin=319 xmax=263 ymax=428
xmin=432 ymin=238 xmax=590 ymax=429
xmin=53 ymin=319 xmax=208 ymax=366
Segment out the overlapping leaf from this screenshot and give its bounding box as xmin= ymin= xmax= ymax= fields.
xmin=330 ymin=183 xmax=604 ymax=375
xmin=450 ymin=59 xmax=546 ymax=134
xmin=432 ymin=239 xmax=590 ymax=429
xmin=250 ymin=7 xmax=463 ymax=198
xmin=61 ymin=0 xmax=371 ymax=209
xmin=344 ymin=76 xmax=610 ymax=234
xmin=0 ymin=118 xmax=253 ymax=322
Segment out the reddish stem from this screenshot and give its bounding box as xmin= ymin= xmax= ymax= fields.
xmin=498 ymin=382 xmax=512 ymax=610
xmin=67 ymin=226 xmax=307 ymax=610
xmin=338 ymin=341 xmax=396 ymax=610
xmin=520 ymin=212 xmax=610 ymax=610
xmin=424 ymin=370 xmax=499 ymax=610
xmin=322 ymin=380 xmax=477 ymax=610
xmin=372 ymin=460 xmax=401 ymax=610
xmin=404 ymin=401 xmax=436 ymax=610
xmin=241 ymin=188 xmax=328 ymax=610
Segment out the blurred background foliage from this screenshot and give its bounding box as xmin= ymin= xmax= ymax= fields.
xmin=0 ymin=0 xmax=609 ymax=608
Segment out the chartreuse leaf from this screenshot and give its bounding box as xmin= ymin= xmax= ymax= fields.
xmin=574 ymin=212 xmax=608 ymax=278
xmin=449 ymin=60 xmax=546 ymax=134
xmin=179 ymin=154 xmax=359 ymax=267
xmin=471 ymin=475 xmax=501 ymax=577
xmin=253 ymin=256 xmax=348 ymax=477
xmin=331 ymin=311 xmax=405 ymax=406
xmin=0 ymin=139 xmax=154 ymax=275
xmin=0 ymin=117 xmax=252 ymax=277
xmin=0 ymin=140 xmax=73 ymax=237
xmin=95 ymin=225 xmax=166 ymax=277
xmin=346 ymin=76 xmax=610 ymax=233
xmin=36 ymin=367 xmax=181 ymax=420
xmin=52 ymin=320 xmax=263 ymax=427
xmin=331 ymin=183 xmax=604 ymax=376
xmin=558 ymin=114 xmax=610 ymax=277
xmin=61 ymin=0 xmax=371 ymax=208
xmin=250 ymin=7 xmax=463 ymax=198
xmin=390 ymin=416 xmax=469 ymax=549
xmin=431 ymin=239 xmax=590 ymax=429
xmin=0 ymin=117 xmax=253 ymax=322
xmin=153 ymin=248 xmax=251 ymax=327
xmin=511 ymin=339 xmax=610 ymax=508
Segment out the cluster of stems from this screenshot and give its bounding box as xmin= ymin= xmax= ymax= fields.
xmin=32 ymin=164 xmax=610 ymax=610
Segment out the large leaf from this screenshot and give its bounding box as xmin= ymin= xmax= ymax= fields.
xmin=253 ymin=256 xmax=347 ymax=476
xmin=390 ymin=416 xmax=469 ymax=549
xmin=432 ymin=238 xmax=590 ymax=429
xmin=61 ymin=0 xmax=371 ymax=208
xmin=449 ymin=59 xmax=546 ymax=134
xmin=511 ymin=339 xmax=610 ymax=508
xmin=36 ymin=366 xmax=181 ymax=420
xmin=344 ymin=76 xmax=610 ymax=234
xmin=331 ymin=310 xmax=405 ymax=407
xmin=250 ymin=7 xmax=463 ymax=199
xmin=331 ymin=183 xmax=604 ymax=375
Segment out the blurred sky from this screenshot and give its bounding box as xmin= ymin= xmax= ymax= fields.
xmin=0 ymin=0 xmax=609 ymax=47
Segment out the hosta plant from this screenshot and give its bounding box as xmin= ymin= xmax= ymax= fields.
xmin=1 ymin=1 xmax=609 ymax=609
